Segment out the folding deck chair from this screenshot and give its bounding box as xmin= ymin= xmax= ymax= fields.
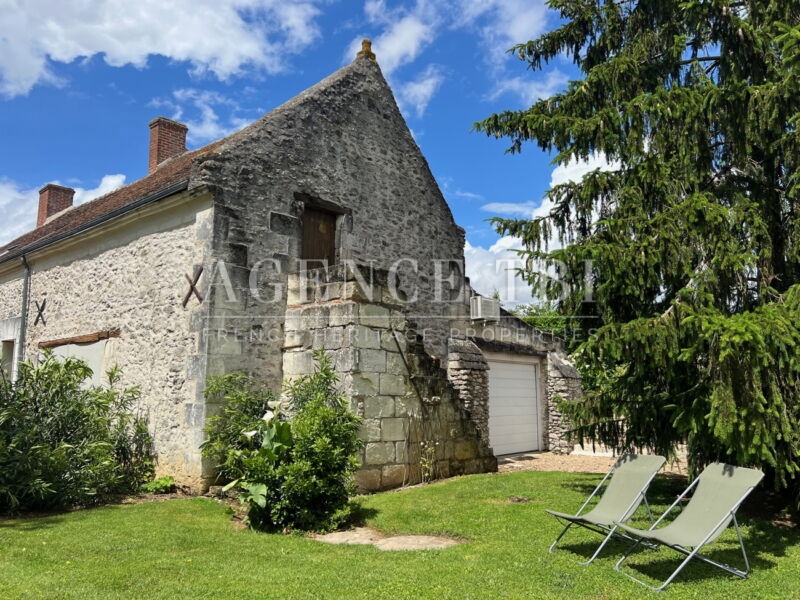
xmin=546 ymin=453 xmax=666 ymax=564
xmin=613 ymin=462 xmax=764 ymax=591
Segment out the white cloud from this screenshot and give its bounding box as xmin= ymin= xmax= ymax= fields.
xmin=0 ymin=0 xmax=326 ymax=98
xmin=396 ymin=64 xmax=444 ymax=117
xmin=464 ymin=237 xmax=534 ymax=306
xmin=464 ymin=153 xmax=617 ymax=303
xmin=453 ymin=189 xmax=484 ymax=201
xmin=346 ymin=13 xmax=435 ymax=76
xmin=0 ymin=180 xmax=39 ymax=247
xmin=74 ymin=174 xmax=127 ymax=204
xmin=481 ymin=200 xmax=540 ymax=218
xmin=455 ymin=0 xmax=550 ymax=63
xmin=549 ymin=153 xmax=617 ymax=187
xmin=0 ymin=175 xmax=125 ymax=247
xmin=489 ymin=70 xmax=570 ymax=106
xmin=151 ymin=89 xmax=252 ymax=145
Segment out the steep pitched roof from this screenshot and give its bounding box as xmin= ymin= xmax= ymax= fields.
xmin=0 ymin=54 xmax=379 ymax=265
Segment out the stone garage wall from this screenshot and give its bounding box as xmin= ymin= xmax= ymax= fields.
xmin=446 ymin=338 xmax=490 ymax=444
xmin=282 ymin=267 xmax=496 ymax=491
xmin=546 ymin=352 xmax=582 ymax=453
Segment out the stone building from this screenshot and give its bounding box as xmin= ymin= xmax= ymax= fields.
xmin=0 ymin=42 xmax=580 ymax=492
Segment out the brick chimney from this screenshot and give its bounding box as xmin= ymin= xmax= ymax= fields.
xmin=37 ymin=184 xmax=75 ymax=227
xmin=148 ymin=117 xmax=188 ymax=173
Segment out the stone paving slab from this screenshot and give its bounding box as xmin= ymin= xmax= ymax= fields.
xmin=313 ymin=527 xmax=460 ymax=550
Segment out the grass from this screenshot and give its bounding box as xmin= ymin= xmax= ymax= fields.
xmin=0 ymin=470 xmax=798 ymax=599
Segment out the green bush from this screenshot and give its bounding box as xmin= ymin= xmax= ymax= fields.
xmin=141 ymin=476 xmax=177 ymax=494
xmin=201 ymin=351 xmax=363 ymax=532
xmin=0 ymin=352 xmax=155 ymax=513
xmin=201 ymin=374 xmax=280 ymax=483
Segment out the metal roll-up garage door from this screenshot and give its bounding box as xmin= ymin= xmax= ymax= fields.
xmin=485 ymin=351 xmax=542 ymax=455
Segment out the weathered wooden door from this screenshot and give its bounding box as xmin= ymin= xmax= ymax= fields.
xmin=302 ymin=208 xmax=337 ymax=267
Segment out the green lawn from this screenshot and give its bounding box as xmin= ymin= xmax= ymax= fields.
xmin=0 ymin=471 xmax=798 ymax=599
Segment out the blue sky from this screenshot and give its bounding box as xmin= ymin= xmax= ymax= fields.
xmin=0 ymin=0 xmax=593 ymax=305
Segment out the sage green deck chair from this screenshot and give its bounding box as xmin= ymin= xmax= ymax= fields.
xmin=613 ymin=463 xmax=764 ymax=591
xmin=546 ymin=453 xmax=666 ymax=564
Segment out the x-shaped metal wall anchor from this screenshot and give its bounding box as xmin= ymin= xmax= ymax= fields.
xmin=182 ymin=266 xmax=205 ymax=307
xmin=34 ymin=299 xmax=47 ymax=326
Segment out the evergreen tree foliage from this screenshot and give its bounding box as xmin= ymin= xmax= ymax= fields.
xmin=475 ymin=0 xmax=800 ymax=492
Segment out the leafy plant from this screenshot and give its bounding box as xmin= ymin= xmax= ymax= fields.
xmin=202 ymin=351 xmax=363 ymax=532
xmin=141 ymin=476 xmax=177 ymax=494
xmin=201 ymin=374 xmax=280 ymax=482
xmin=510 ymin=302 xmax=569 ymax=341
xmin=0 ymin=352 xmax=155 ymax=513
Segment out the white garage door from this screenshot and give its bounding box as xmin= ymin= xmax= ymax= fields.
xmin=485 ymin=352 xmax=541 ymax=455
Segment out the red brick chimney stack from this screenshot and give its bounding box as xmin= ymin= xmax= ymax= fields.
xmin=37 ymin=184 xmax=75 ymax=227
xmin=148 ymin=117 xmax=188 ymax=173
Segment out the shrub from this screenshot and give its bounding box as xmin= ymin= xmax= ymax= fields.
xmin=201 ymin=351 xmax=363 ymax=532
xmin=141 ymin=476 xmax=177 ymax=494
xmin=201 ymin=374 xmax=280 ymax=483
xmin=0 ymin=352 xmax=155 ymax=513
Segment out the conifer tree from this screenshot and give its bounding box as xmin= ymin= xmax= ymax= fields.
xmin=476 ymin=0 xmax=800 ymax=492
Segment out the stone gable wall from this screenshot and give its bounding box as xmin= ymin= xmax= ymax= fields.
xmin=190 ymin=58 xmax=469 ymax=395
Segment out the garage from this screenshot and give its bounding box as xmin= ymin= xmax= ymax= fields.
xmin=484 ymin=351 xmax=542 ymax=456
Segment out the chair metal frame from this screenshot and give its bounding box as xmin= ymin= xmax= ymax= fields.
xmin=547 ymin=454 xmax=665 ymax=565
xmin=613 ymin=463 xmax=763 ymax=591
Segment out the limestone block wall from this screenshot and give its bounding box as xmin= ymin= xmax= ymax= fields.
xmin=282 ymin=269 xmax=496 ymax=492
xmin=16 ymin=192 xmax=214 ymax=488
xmin=546 ymin=352 xmax=582 ymax=453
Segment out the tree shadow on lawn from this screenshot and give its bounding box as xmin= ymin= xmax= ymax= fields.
xmin=346 ymin=499 xmax=379 ymax=528
xmin=550 ymin=473 xmax=800 ymax=578
xmin=0 ymin=513 xmax=67 ymax=531
xmin=557 ymin=530 xmax=788 ymax=585
xmin=556 ymin=471 xmax=688 ymax=507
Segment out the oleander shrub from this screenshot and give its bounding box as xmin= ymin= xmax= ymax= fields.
xmin=0 ymin=352 xmax=155 ymax=513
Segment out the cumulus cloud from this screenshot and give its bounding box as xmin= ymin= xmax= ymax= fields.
xmin=455 ymin=0 xmax=551 ymax=65
xmin=396 ymin=64 xmax=444 ymax=117
xmin=150 ymin=89 xmax=253 ymax=145
xmin=345 ymin=12 xmax=436 ymax=76
xmin=0 ymin=175 xmax=125 ymax=247
xmin=345 ymin=1 xmax=559 ymax=118
xmin=0 ymin=0 xmax=326 ymax=98
xmin=464 ymin=237 xmax=534 ymax=306
xmin=0 ymin=180 xmax=39 ymax=247
xmin=466 ymin=154 xmax=617 ymax=304
xmin=489 ymin=69 xmax=571 ymax=107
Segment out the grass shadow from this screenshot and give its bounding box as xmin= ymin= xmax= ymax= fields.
xmin=0 ymin=512 xmax=67 ymax=531
xmin=617 ymin=543 xmax=775 ymax=587
xmin=347 ymin=499 xmax=379 ymax=527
